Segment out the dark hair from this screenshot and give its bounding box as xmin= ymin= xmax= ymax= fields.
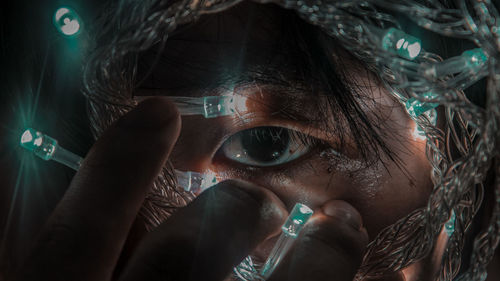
xmin=136 ymin=3 xmax=405 ymax=172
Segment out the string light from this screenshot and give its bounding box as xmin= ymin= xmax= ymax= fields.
xmin=19 ymin=128 xmax=219 ymax=193
xmin=444 ymin=211 xmax=456 ymax=237
xmin=135 ymin=95 xmax=248 ymax=118
xmin=53 ymin=7 xmax=81 ymax=36
xmin=20 ymin=128 xmax=81 ymax=170
xmin=381 ymin=27 xmax=422 ymax=60
xmin=405 ymin=92 xmax=439 ymax=119
xmin=175 ymin=169 xmax=219 ymax=194
xmin=259 ymin=203 xmax=314 ymax=280
xmin=424 ymin=48 xmax=488 ymax=78
xmin=78 ymin=1 xmax=500 ymax=280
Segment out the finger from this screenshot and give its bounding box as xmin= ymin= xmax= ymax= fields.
xmin=269 ymin=200 xmax=368 ymax=281
xmin=119 ymin=180 xmax=288 ymax=281
xmin=16 ymin=98 xmax=181 ymax=281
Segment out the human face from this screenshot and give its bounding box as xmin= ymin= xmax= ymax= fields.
xmin=136 ymin=2 xmax=434 ymax=280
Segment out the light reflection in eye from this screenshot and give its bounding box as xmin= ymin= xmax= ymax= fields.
xmin=220 ymin=126 xmax=311 ymax=167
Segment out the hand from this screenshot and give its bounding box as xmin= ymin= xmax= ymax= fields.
xmin=12 ymin=98 xmax=368 ymax=281
xmin=267 ymin=200 xmax=369 ymax=281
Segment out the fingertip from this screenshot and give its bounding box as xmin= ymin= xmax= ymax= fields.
xmin=320 ymin=200 xmax=364 ymax=231
xmin=117 ymin=97 xmax=181 ymax=131
xmin=205 ymin=180 xmax=288 ymax=239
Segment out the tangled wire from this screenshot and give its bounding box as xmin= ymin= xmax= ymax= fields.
xmin=81 ymin=0 xmax=500 ymax=280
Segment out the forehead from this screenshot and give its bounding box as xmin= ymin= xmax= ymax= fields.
xmin=138 ymin=2 xmax=304 ymax=92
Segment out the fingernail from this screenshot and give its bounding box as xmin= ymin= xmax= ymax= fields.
xmin=117 ymin=98 xmax=180 ymax=130
xmin=322 ymin=200 xmax=363 ymax=231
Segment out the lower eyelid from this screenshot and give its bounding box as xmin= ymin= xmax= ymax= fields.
xmin=213 ymin=140 xmax=326 ymax=172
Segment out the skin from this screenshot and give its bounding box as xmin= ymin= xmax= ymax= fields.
xmin=145 ymin=2 xmax=434 ymax=279
xmin=12 ymin=2 xmax=441 ymax=281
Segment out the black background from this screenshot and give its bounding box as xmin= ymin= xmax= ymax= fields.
xmin=0 ymin=0 xmax=103 ymax=273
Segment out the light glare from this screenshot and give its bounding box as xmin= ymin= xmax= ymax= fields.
xmin=20 ymin=129 xmax=33 ymax=144
xmin=53 ymin=7 xmax=81 ymax=36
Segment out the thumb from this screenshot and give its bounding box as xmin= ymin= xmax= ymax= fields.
xmin=269 ymin=200 xmax=368 ymax=281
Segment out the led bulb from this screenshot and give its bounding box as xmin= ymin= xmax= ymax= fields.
xmin=203 ymin=96 xmax=246 ymax=118
xmin=405 ymin=92 xmax=439 ymax=118
xmin=175 ymin=169 xmax=219 ymax=194
xmin=425 ymin=48 xmax=488 ymax=78
xmin=259 ymin=203 xmax=314 ymax=279
xmin=20 ymin=128 xmax=82 ymax=170
xmin=20 ymin=128 xmax=58 ymax=160
xmin=281 ymin=203 xmax=314 ymax=237
xmin=444 ymin=211 xmax=456 ymax=237
xmin=54 ymin=7 xmax=81 ymax=36
xmin=134 ymin=95 xmax=248 ymax=119
xmin=462 ymin=48 xmax=488 ymax=69
xmin=382 ymin=28 xmax=422 ymax=60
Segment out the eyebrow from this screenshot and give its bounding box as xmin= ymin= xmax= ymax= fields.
xmin=134 ymin=82 xmax=328 ymax=135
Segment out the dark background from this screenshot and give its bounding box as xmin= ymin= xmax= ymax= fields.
xmin=0 ymin=0 xmax=103 ymax=275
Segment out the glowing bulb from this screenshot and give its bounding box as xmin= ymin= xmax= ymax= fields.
xmin=260 ymin=203 xmax=314 ymax=279
xmin=462 ymin=48 xmax=488 ymax=69
xmin=405 ymin=92 xmax=438 ymax=118
xmin=53 ymin=7 xmax=81 ymax=36
xmin=134 ymin=95 xmax=249 ymax=118
xmin=444 ymin=211 xmax=456 ymax=237
xmin=382 ymin=27 xmax=422 ymax=60
xmin=19 ymin=128 xmax=57 ymax=160
xmin=407 ymin=42 xmax=422 ymax=59
xmin=176 ymin=169 xmax=220 ymax=194
xmin=203 ymin=95 xmax=248 ymax=118
xmin=20 ymin=129 xmax=33 ymax=144
xmin=20 ymin=128 xmax=82 ymax=169
xmin=281 ymin=203 xmax=314 ymax=237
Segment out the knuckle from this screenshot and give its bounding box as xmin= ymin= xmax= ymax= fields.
xmin=207 ymin=180 xmax=264 ymax=211
xmin=299 ymin=221 xmax=367 ymax=265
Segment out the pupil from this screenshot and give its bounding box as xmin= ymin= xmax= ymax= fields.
xmin=241 ymin=127 xmax=290 ymax=163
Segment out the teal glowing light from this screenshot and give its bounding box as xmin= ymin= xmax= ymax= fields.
xmin=53 ymin=7 xmax=81 ymax=36
xmin=19 ymin=128 xmax=82 ymax=170
xmin=135 ymin=95 xmax=248 ymax=118
xmin=20 ymin=128 xmax=57 ymax=160
xmin=405 ymin=92 xmax=439 ymax=118
xmin=260 ymin=203 xmax=314 ymax=279
xmin=382 ymin=28 xmax=422 ymax=60
xmin=281 ymin=203 xmax=314 ymax=237
xmin=203 ymin=96 xmax=248 ymax=118
xmin=444 ymin=211 xmax=456 ymax=237
xmin=462 ymin=48 xmax=488 ymax=69
xmin=176 ymin=169 xmax=219 ymax=194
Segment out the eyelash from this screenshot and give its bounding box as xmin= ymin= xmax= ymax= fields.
xmin=215 ymin=126 xmax=330 ymax=169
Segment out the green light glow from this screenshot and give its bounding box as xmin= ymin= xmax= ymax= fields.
xmin=53 ymin=7 xmax=81 ymax=36
xmin=382 ymin=28 xmax=422 ymax=60
xmin=20 ymin=128 xmax=58 ymax=160
xmin=20 ymin=128 xmax=42 ymax=152
xmin=444 ymin=211 xmax=456 ymax=237
xmin=203 ymin=96 xmax=248 ymax=118
xmin=20 ymin=129 xmax=34 ymax=146
xmin=462 ymin=48 xmax=488 ymax=69
xmin=405 ymin=92 xmax=439 ymax=118
xmin=281 ymin=203 xmax=313 ymax=237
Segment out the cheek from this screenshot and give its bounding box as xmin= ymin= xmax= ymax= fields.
xmin=219 ymin=148 xmax=432 ymax=242
xmin=350 ymin=130 xmax=433 ymax=239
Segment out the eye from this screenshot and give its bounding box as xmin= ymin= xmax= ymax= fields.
xmin=219 ymin=126 xmax=312 ymax=167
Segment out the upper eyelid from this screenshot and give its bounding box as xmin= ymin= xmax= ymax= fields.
xmin=216 ymin=126 xmax=320 ymax=169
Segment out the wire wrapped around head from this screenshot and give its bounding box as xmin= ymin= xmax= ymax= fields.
xmin=82 ymin=0 xmax=500 ymax=280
